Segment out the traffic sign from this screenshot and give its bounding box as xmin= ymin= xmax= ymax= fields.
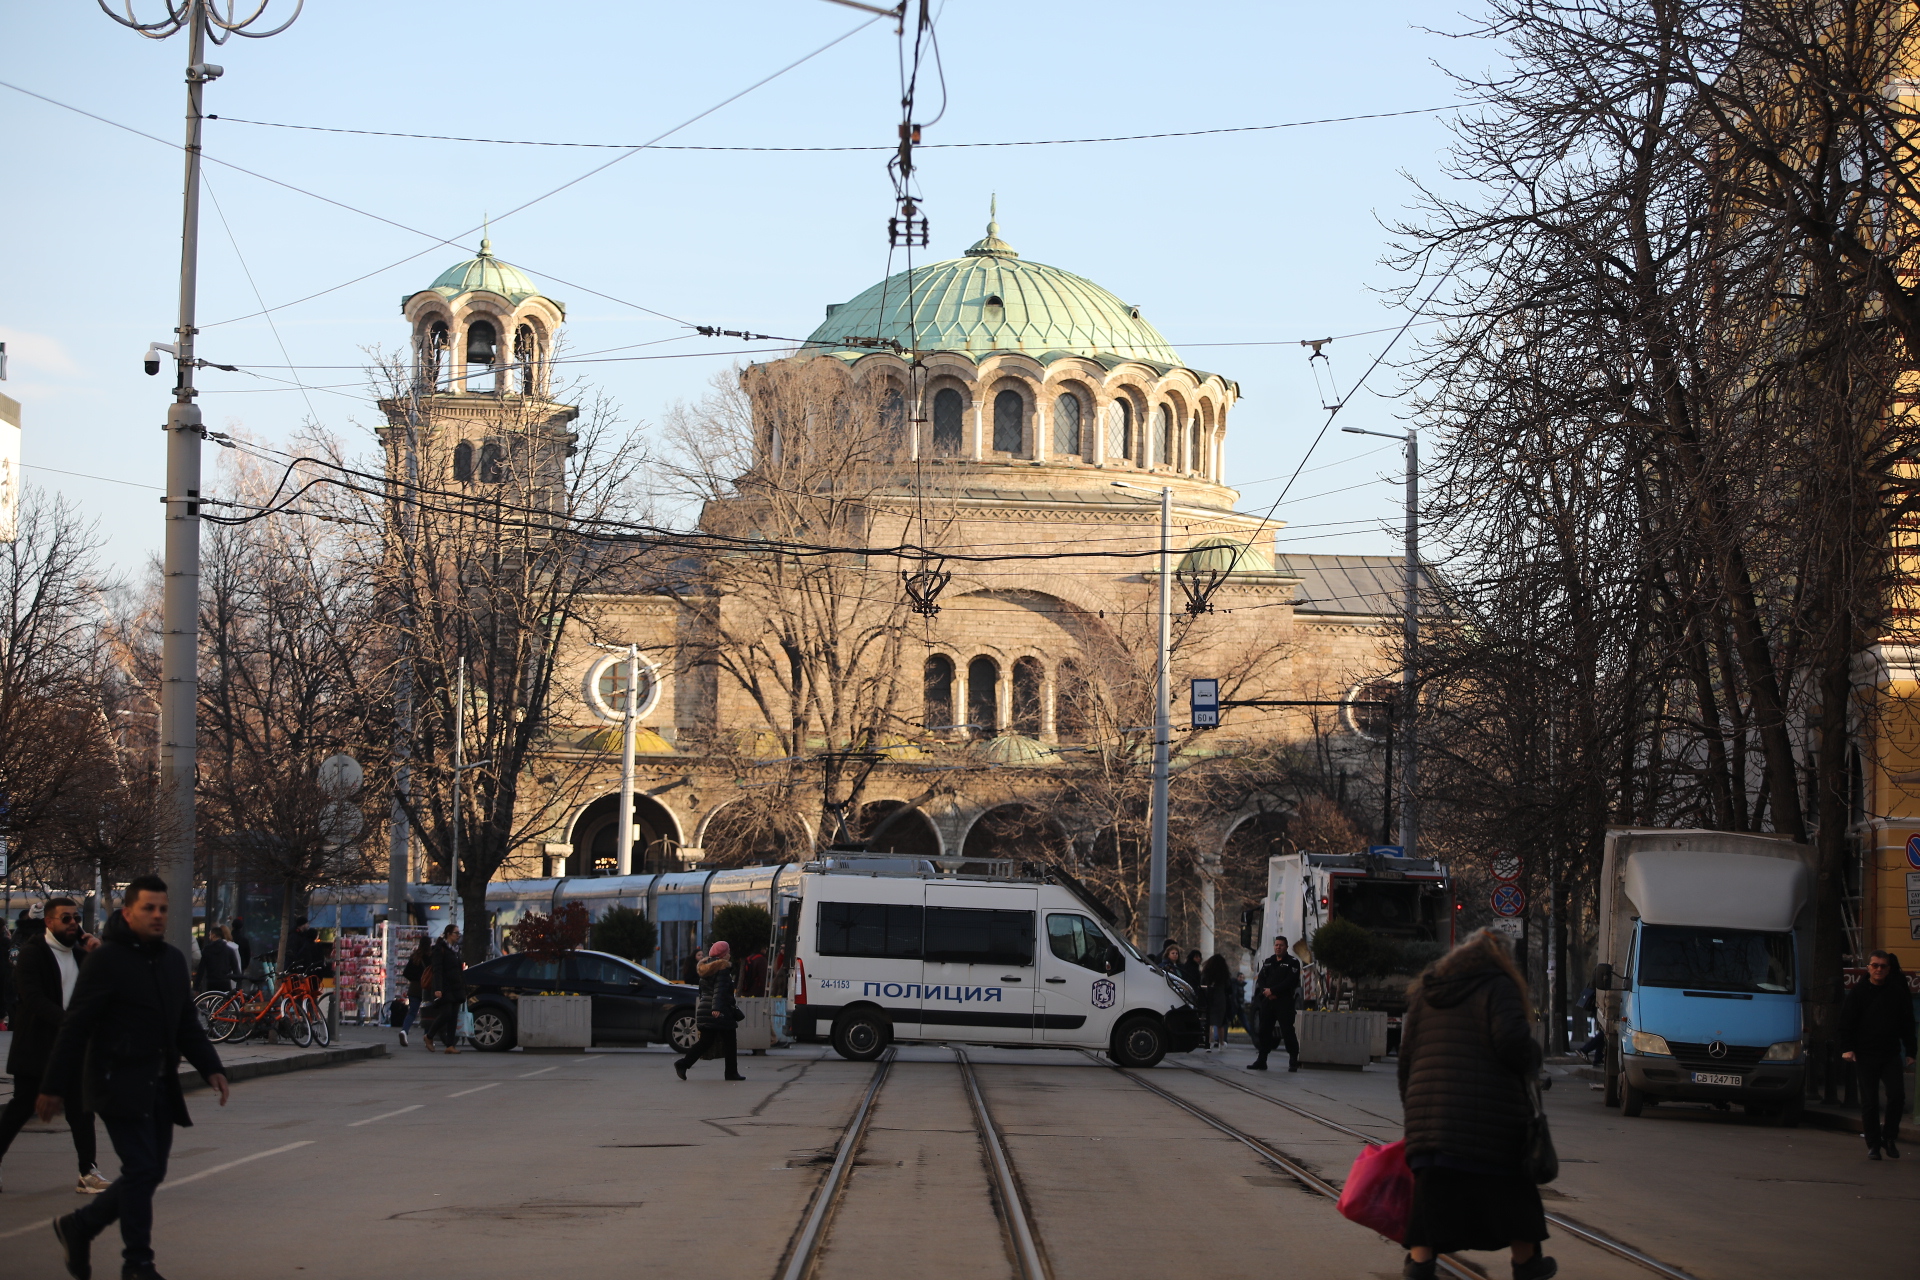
xmin=1492 ymin=853 xmax=1522 ymax=882
xmin=1491 ymin=884 xmax=1527 ymax=917
xmin=318 ymin=753 xmax=364 ymax=799
xmin=1369 ymin=845 xmax=1404 ymax=858
xmin=1907 ymin=833 xmax=1920 ymax=869
xmin=1190 ymin=678 xmax=1219 ymax=729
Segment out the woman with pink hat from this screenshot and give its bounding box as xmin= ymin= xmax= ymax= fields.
xmin=674 ymin=941 xmax=745 ymax=1081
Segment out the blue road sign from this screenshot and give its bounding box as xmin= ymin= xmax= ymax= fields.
xmin=1369 ymin=845 xmax=1404 ymax=858
xmin=1491 ymin=884 xmax=1527 ymax=917
xmin=1191 ymin=678 xmax=1219 ymax=729
xmin=1907 ymin=833 xmax=1920 ymax=870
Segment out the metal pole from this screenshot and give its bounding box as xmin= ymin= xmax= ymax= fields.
xmin=1400 ymin=428 xmax=1419 ymax=860
xmin=618 ymin=644 xmax=637 ymax=875
xmin=388 ymin=401 xmax=418 ymax=927
xmin=1148 ymin=484 xmax=1172 ymax=957
xmin=451 ymin=665 xmax=463 ymax=936
xmin=158 ymin=7 xmax=211 ymax=954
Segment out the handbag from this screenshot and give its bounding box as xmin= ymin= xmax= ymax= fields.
xmin=1336 ymin=1140 xmax=1413 ymax=1240
xmin=1523 ymin=1078 xmax=1559 ymax=1185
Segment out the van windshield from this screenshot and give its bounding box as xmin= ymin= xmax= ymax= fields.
xmin=1638 ymin=924 xmax=1794 ymax=994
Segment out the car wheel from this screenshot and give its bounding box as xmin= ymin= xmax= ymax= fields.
xmin=1621 ymin=1075 xmax=1647 ymax=1117
xmin=1111 ymin=1015 xmax=1167 ymax=1069
xmin=471 ymin=1007 xmax=515 ymax=1052
xmin=664 ymin=1010 xmax=701 ymax=1054
xmin=831 ymin=1009 xmax=890 ymax=1062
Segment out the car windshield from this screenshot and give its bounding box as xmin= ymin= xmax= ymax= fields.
xmin=1638 ymin=924 xmax=1794 ymax=994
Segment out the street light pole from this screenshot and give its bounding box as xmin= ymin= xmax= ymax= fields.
xmin=618 ymin=644 xmax=638 ymax=875
xmin=1342 ymin=424 xmax=1421 ymax=858
xmin=98 ymin=0 xmax=303 ymax=953
xmin=448 ymin=670 xmax=492 ymax=940
xmin=1115 ymin=481 xmax=1173 ymax=955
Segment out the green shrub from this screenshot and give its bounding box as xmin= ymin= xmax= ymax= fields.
xmin=711 ymin=903 xmax=772 ymax=959
xmin=1309 ymin=918 xmax=1382 ymax=980
xmin=589 ymin=906 xmax=657 ymax=965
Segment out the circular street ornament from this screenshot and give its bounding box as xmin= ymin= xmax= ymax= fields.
xmin=317 ymin=753 xmax=364 ymax=799
xmin=1491 ymin=884 xmax=1527 ymax=917
xmin=320 ymin=800 xmax=365 ymax=845
xmin=1492 ymin=853 xmax=1523 ymax=883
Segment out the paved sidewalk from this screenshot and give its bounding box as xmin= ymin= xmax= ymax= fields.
xmin=0 ymin=1021 xmax=392 ymax=1106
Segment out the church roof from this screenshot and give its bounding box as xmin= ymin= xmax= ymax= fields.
xmin=1277 ymin=554 xmax=1438 ymax=616
xmin=807 ymin=212 xmax=1183 ymax=367
xmin=421 ymin=239 xmax=545 ymax=305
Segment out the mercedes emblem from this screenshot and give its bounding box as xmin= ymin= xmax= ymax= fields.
xmin=1707 ymin=1040 xmax=1727 ymax=1058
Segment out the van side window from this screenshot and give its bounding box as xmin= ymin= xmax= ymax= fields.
xmin=925 ymin=907 xmax=1034 ymax=966
xmin=1047 ymin=914 xmax=1109 ymax=972
xmin=818 ymin=901 xmax=924 ymax=958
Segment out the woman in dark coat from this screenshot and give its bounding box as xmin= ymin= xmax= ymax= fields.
xmin=1201 ymin=953 xmax=1236 ymax=1051
xmin=1397 ymin=928 xmax=1554 ymax=1280
xmin=673 ymin=941 xmax=744 ymax=1081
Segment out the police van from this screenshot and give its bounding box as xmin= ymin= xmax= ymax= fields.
xmin=784 ymin=857 xmax=1200 ymax=1066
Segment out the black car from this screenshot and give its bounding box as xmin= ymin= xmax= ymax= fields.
xmin=463 ymin=949 xmax=702 ymax=1053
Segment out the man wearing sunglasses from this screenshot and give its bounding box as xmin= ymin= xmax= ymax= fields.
xmin=0 ymin=898 xmax=106 ymax=1194
xmin=1839 ymin=950 xmax=1918 ymax=1160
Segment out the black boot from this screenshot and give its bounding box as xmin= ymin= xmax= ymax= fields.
xmin=1402 ymin=1255 xmax=1437 ymax=1280
xmin=1248 ymin=1056 xmax=1269 ymax=1071
xmin=52 ymin=1213 xmax=93 ymax=1280
xmin=1288 ymin=1058 xmax=1300 ymax=1072
xmin=1512 ymin=1252 xmax=1558 ymax=1280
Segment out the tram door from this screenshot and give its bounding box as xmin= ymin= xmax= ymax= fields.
xmin=920 ymin=884 xmax=1037 ymax=1044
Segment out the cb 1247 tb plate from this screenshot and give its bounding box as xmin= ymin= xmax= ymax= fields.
xmin=1691 ymin=1071 xmax=1742 ymax=1087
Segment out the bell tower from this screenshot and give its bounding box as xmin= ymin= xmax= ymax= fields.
xmin=381 ymin=239 xmax=578 ymax=495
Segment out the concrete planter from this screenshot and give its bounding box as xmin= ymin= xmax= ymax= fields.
xmin=737 ymin=997 xmax=774 ymax=1053
xmin=1297 ymin=1010 xmax=1388 ymax=1068
xmin=517 ymin=995 xmax=591 ymax=1051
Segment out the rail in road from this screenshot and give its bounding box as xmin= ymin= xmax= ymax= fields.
xmin=775 ymin=1048 xmax=1048 ymax=1280
xmin=1085 ymin=1051 xmax=1703 ymax=1280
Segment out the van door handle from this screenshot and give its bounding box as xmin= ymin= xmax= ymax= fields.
xmin=1046 ymin=978 xmax=1066 ymax=983
xmin=1001 ymin=976 xmax=1023 ymax=982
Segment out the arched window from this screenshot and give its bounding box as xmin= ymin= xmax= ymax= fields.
xmin=1107 ymin=398 xmax=1132 ymax=463
xmin=932 ymin=388 xmax=964 ymax=455
xmin=514 ymin=324 xmax=537 ymax=394
xmin=881 ymin=387 xmax=907 ymax=442
xmin=924 ymin=654 xmax=954 ymax=731
xmin=424 ymin=321 xmax=449 ymax=392
xmin=479 ymin=440 xmax=506 ymax=484
xmin=1053 ymin=392 xmax=1082 ymax=458
xmin=1057 ymin=658 xmax=1091 ymax=741
xmin=465 ymin=320 xmax=499 ymax=393
xmin=452 ymin=440 xmax=474 ymax=483
xmin=967 ymin=656 xmax=999 ymax=736
xmin=1189 ymin=418 xmax=1201 ymax=473
xmin=1011 ymin=657 xmax=1044 ymax=735
xmin=1152 ymin=405 xmax=1171 ymax=468
xmin=993 ymin=389 xmax=1025 ymax=453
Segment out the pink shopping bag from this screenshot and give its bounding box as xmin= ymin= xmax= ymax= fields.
xmin=1336 ymin=1140 xmax=1413 ymax=1240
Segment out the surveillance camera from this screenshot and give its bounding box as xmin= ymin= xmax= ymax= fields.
xmin=144 ymin=342 xmax=176 ymax=376
xmin=188 ymin=63 xmax=224 ymax=81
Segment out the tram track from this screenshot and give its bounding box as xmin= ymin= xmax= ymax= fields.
xmin=774 ymin=1050 xmax=1049 ymax=1280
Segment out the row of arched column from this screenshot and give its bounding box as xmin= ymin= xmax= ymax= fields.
xmin=923 ymin=652 xmax=1091 ymax=741
xmin=921 ymin=381 xmax=1222 ymax=477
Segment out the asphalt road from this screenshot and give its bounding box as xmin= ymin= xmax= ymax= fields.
xmin=0 ymin=1034 xmax=1911 ymax=1279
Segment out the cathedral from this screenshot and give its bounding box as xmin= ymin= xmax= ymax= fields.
xmin=381 ymin=212 xmax=1409 ymax=936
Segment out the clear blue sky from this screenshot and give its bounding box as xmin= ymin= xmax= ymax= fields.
xmin=3 ymin=1 xmax=1485 ymax=573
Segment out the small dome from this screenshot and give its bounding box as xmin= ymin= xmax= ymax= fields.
xmin=578 ymin=727 xmax=674 ymax=754
xmin=979 ymin=734 xmax=1053 ymax=765
xmin=808 ymin=211 xmax=1181 ymax=366
xmin=426 ymin=239 xmax=543 ymax=304
xmin=1177 ymin=537 xmax=1273 ymax=577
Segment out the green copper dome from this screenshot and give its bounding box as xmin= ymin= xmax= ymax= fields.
xmin=808 ymin=213 xmax=1182 ymax=367
xmin=425 ymin=240 xmax=543 ymax=304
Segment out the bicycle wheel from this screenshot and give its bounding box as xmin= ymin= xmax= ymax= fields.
xmin=204 ymin=992 xmax=250 ymax=1043
xmin=193 ymin=990 xmax=223 ymax=1035
xmin=302 ymin=995 xmax=332 ymax=1047
xmin=278 ymin=999 xmax=314 ymax=1048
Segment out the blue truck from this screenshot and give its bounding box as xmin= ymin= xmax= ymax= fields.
xmin=1595 ymin=829 xmax=1815 ymax=1125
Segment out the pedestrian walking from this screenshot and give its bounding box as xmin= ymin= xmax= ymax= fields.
xmin=195 ymin=926 xmax=240 ymax=995
xmin=1202 ymin=953 xmax=1237 ymax=1051
xmin=0 ymin=897 xmax=107 ymax=1195
xmin=674 ymin=941 xmax=745 ymax=1081
xmin=1839 ymin=949 xmax=1918 ymax=1160
xmin=1396 ymin=928 xmax=1554 ymax=1280
xmin=427 ymin=925 xmax=466 ymax=1053
xmin=40 ymin=875 xmax=230 ymax=1280
xmin=1248 ymin=934 xmax=1302 ymax=1072
xmin=397 ymin=937 xmax=430 ymax=1049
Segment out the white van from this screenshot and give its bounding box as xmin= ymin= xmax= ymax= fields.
xmin=785 ymin=858 xmax=1201 ymax=1066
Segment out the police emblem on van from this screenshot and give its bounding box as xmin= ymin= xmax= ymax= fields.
xmin=1091 ymin=979 xmax=1116 ymax=1009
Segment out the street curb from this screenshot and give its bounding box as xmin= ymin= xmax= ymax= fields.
xmin=179 ymin=1041 xmax=388 ymax=1092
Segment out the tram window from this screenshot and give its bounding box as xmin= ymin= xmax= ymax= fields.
xmin=925 ymin=906 xmax=1034 ymax=966
xmin=1047 ymin=914 xmax=1109 ymax=972
xmin=818 ymin=901 xmax=924 ymax=959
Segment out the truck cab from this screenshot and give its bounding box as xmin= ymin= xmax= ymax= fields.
xmin=1597 ymin=830 xmax=1812 ymax=1124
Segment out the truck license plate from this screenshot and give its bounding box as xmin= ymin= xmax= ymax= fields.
xmin=1691 ymin=1071 xmax=1741 ymax=1087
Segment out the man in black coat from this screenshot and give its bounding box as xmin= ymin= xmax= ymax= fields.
xmin=427 ymin=925 xmax=466 ymax=1053
xmin=0 ymin=898 xmax=105 ymax=1194
xmin=1839 ymin=950 xmax=1918 ymax=1160
xmin=1248 ymin=934 xmax=1302 ymax=1072
xmin=38 ymin=875 xmax=229 ymax=1280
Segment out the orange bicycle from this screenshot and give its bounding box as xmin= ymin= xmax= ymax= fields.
xmin=200 ymin=965 xmax=331 ymax=1047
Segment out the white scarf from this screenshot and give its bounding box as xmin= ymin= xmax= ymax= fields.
xmin=47 ymin=933 xmax=81 ymax=1008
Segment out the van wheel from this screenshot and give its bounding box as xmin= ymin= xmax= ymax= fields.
xmin=1111 ymin=1016 xmax=1167 ymax=1068
xmin=1621 ymin=1076 xmax=1648 ymax=1117
xmin=831 ymin=1009 xmax=890 ymax=1061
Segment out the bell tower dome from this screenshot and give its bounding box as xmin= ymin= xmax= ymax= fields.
xmin=382 ymin=239 xmax=578 ymax=492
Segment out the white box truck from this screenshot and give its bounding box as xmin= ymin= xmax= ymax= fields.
xmin=1595 ymin=828 xmax=1815 ymax=1124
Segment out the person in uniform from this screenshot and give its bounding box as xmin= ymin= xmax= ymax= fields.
xmin=1249 ymin=934 xmax=1302 ymax=1072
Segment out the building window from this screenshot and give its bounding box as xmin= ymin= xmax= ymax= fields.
xmin=1152 ymin=405 xmax=1171 ymax=468
xmin=1189 ymin=418 xmax=1201 ymax=473
xmin=479 ymin=441 xmax=506 ymax=484
xmin=1053 ymin=392 xmax=1082 ymax=458
xmin=452 ymin=440 xmax=474 ymax=483
xmin=968 ymin=656 xmax=1000 ymax=736
xmin=425 ymin=321 xmax=449 ymax=392
xmin=584 ymin=651 xmax=661 ymax=722
xmin=924 ymin=654 xmax=954 ymax=731
xmin=1107 ymin=399 xmax=1132 ymax=463
xmin=1057 ymin=658 xmax=1091 ymax=740
xmin=881 ymin=387 xmax=907 ymax=446
xmin=993 ymin=389 xmax=1025 ymax=453
xmin=465 ymin=320 xmax=499 ymax=393
xmin=1011 ymin=657 xmax=1044 ymax=735
xmin=932 ymin=388 xmax=964 ymax=455
xmin=515 ymin=324 xmax=538 ymax=394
